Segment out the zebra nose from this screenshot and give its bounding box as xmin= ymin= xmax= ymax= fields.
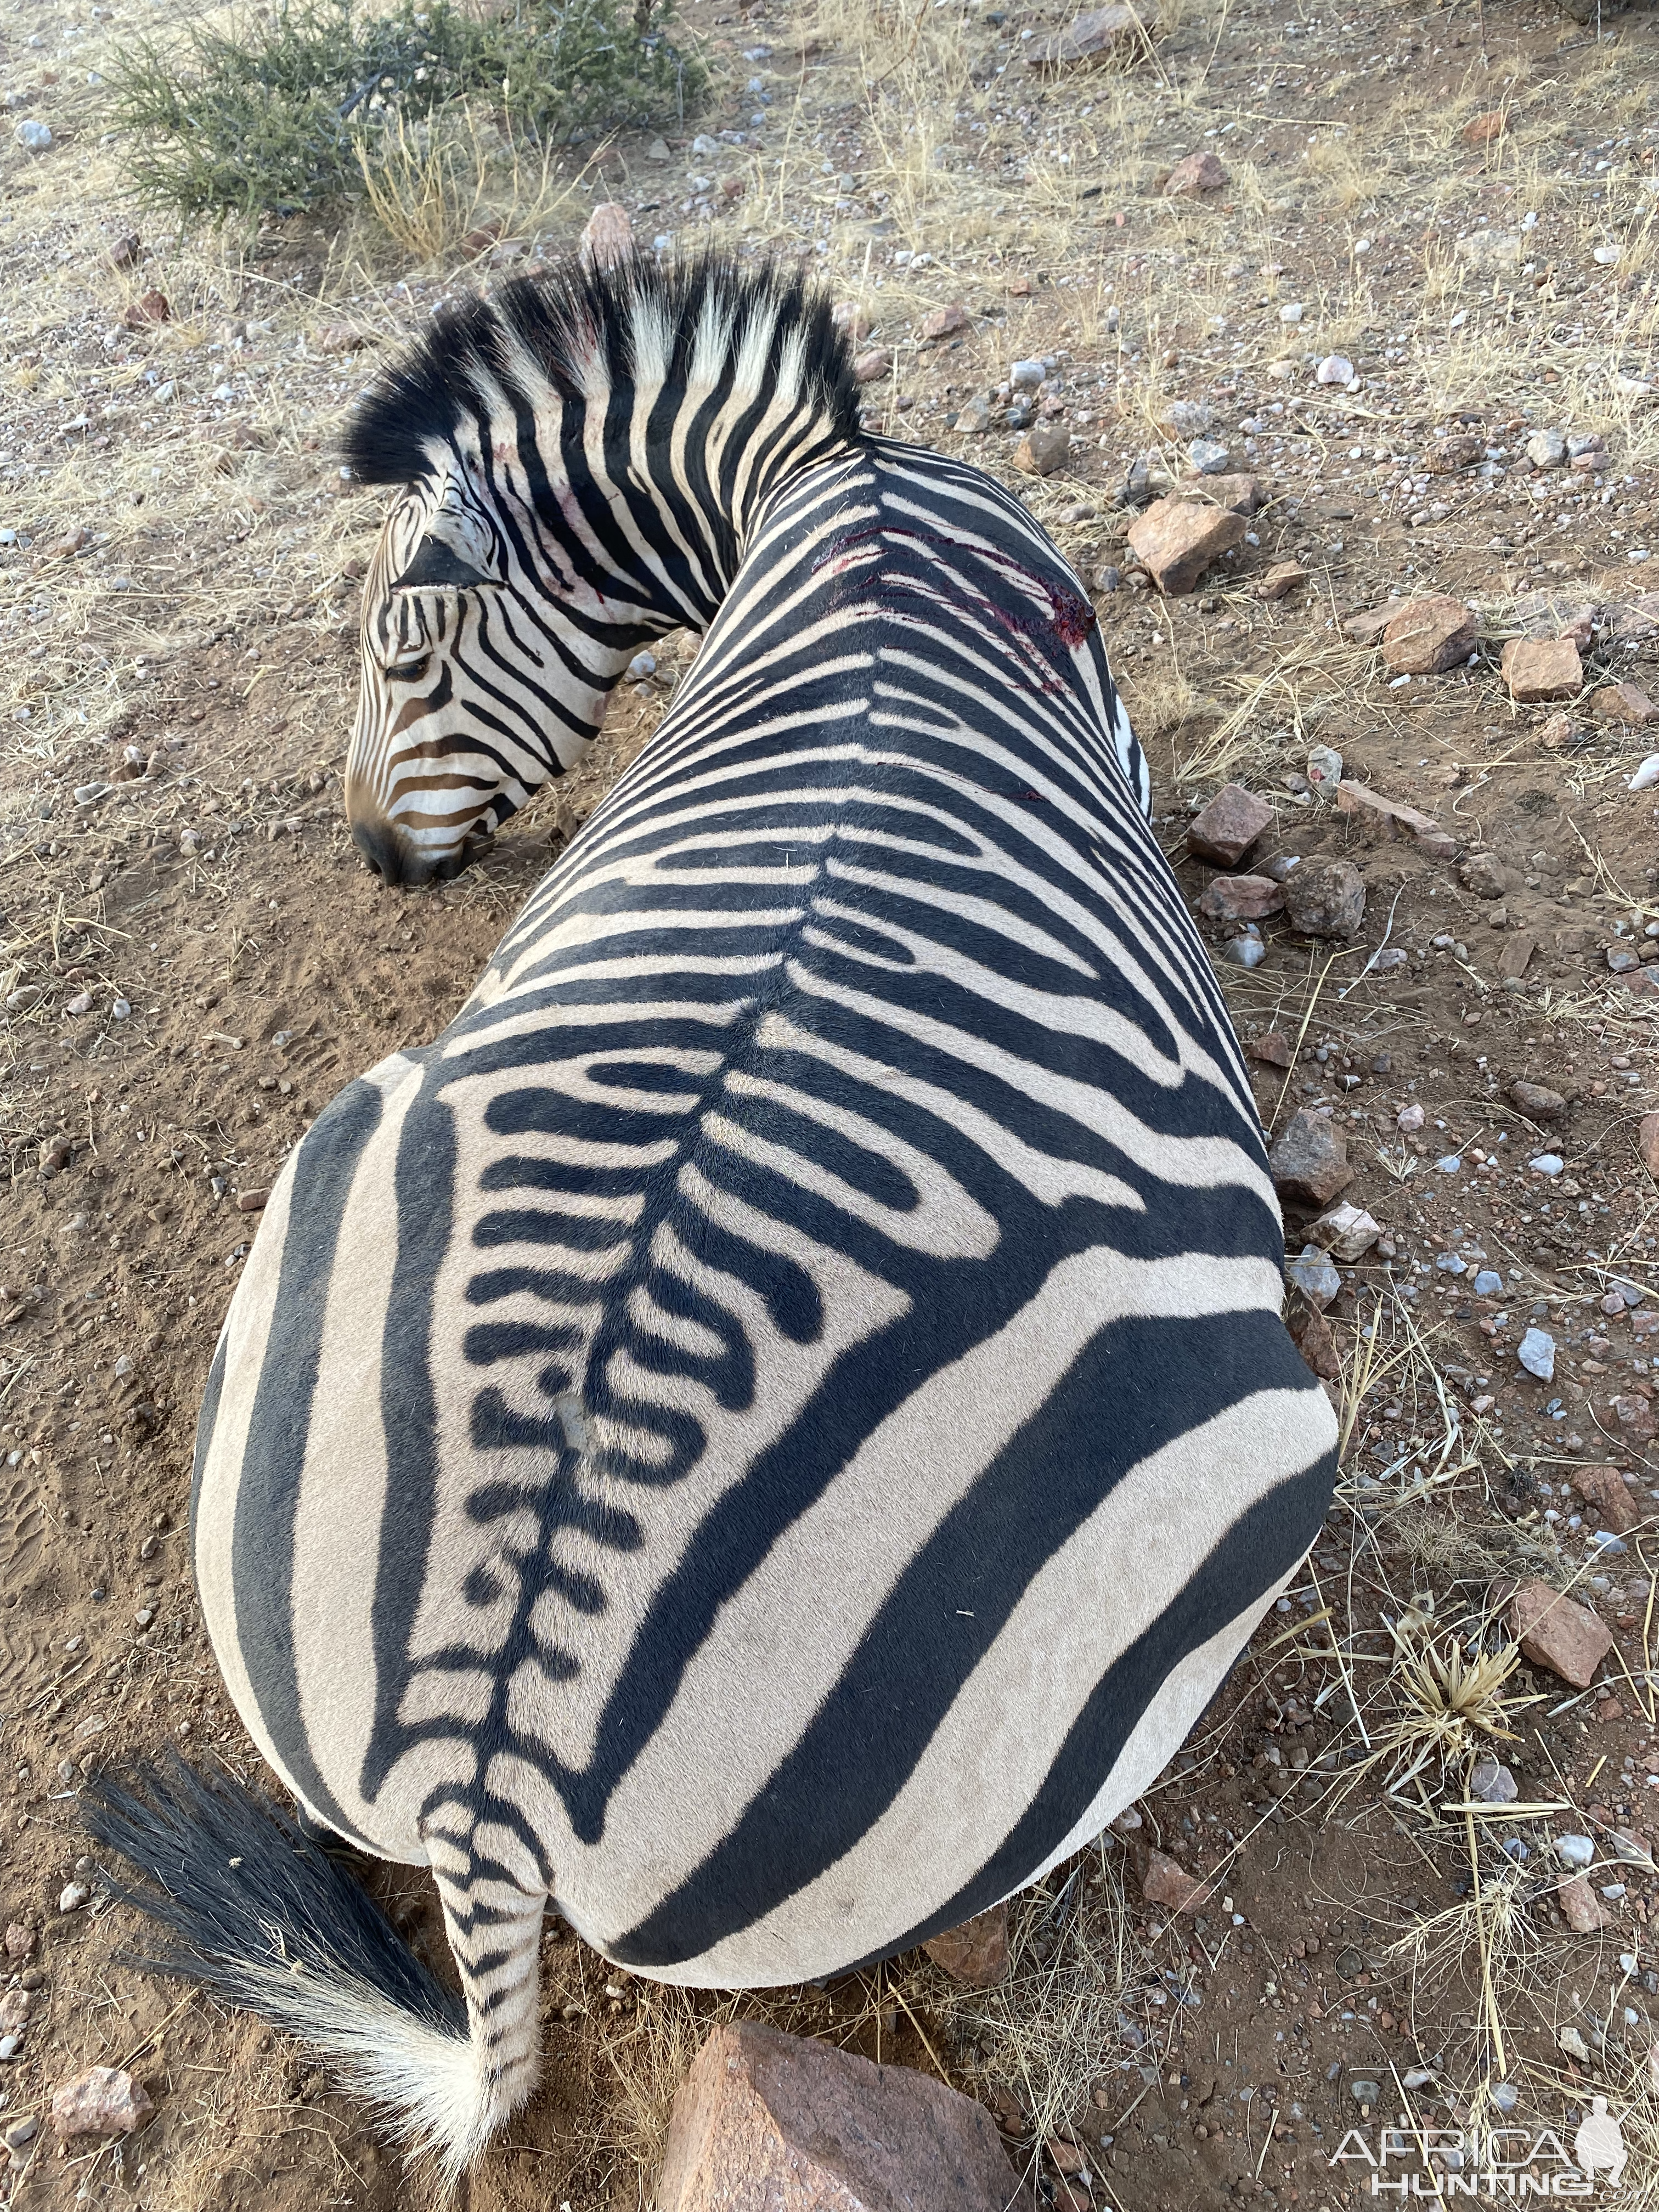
xmin=351 ymin=817 xmax=430 ymax=888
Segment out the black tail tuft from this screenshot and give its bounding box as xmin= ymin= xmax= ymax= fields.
xmin=82 ymin=1756 xmax=463 ymax=2039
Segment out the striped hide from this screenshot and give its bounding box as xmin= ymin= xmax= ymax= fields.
xmin=85 ymin=255 xmax=1338 ymax=2181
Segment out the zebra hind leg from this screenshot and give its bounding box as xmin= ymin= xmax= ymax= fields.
xmin=81 ymin=1758 xmax=545 ymax=2185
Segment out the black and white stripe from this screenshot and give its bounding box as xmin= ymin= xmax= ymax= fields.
xmin=87 ymin=257 xmax=1336 ymax=2181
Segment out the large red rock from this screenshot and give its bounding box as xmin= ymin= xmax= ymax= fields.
xmin=50 ymin=2067 xmax=154 ymax=2140
xmin=1381 ymin=594 xmax=1476 ymax=674
xmin=1127 ymin=496 xmax=1246 ymax=594
xmin=1594 ymin=679 xmax=1657 ymax=725
xmin=1141 ymin=1848 xmax=1214 ymax=1912
xmin=1198 ymin=874 xmax=1284 ymax=924
xmin=579 ymin=201 xmax=634 ymax=270
xmin=923 ymin=1902 xmax=1009 ymax=1987
xmin=1267 ymin=1110 xmax=1353 ymax=1207
xmin=1164 ymin=150 xmax=1229 ymax=195
xmin=1024 ymin=3 xmax=1144 ymax=67
xmin=1501 ymin=635 xmax=1583 ymax=703
xmin=655 ymin=2023 xmax=1036 ymax=2211
xmin=1508 ymin=1578 xmax=1615 ymax=1689
xmin=1188 ymin=782 xmax=1274 ymax=866
xmin=1571 ymin=1464 xmax=1640 ymax=1536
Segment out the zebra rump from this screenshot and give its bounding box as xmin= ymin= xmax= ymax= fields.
xmin=82 ymin=1759 xmax=500 ymax=2174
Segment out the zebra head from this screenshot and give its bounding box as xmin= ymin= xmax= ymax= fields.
xmin=341 ymin=258 xmax=863 ymax=889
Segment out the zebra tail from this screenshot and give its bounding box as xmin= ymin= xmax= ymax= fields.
xmin=81 ymin=1757 xmax=503 ymax=2182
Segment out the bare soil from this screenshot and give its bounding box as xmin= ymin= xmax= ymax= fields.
xmin=3 ymin=0 xmax=1659 ymax=2204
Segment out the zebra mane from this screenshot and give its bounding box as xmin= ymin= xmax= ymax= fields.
xmin=342 ymin=253 xmax=864 ymax=487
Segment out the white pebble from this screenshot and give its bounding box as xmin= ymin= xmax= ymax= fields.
xmin=1314 ymin=354 xmax=1354 ymax=386
xmin=58 ymin=1881 xmax=90 ymax=1913
xmin=1279 ymin=302 xmax=1304 ymax=324
xmin=13 ymin=119 xmax=52 ymax=151
xmin=625 ymin=650 xmax=657 ymax=681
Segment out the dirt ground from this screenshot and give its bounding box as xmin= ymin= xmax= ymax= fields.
xmin=3 ymin=0 xmax=1659 ymax=2203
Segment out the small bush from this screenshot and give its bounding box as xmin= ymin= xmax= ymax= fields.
xmin=106 ymin=0 xmax=705 ymax=224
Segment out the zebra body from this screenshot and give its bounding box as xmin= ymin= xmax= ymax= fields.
xmin=91 ymin=261 xmax=1336 ymax=2179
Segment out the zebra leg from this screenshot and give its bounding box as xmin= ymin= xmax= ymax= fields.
xmin=421 ymin=1811 xmax=548 ymax=2172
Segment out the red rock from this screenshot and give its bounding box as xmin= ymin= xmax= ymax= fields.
xmin=1502 ymin=636 xmax=1583 ymax=703
xmin=1334 ymin=779 xmax=1455 ymax=859
xmin=1287 ymin=1296 xmax=1339 ymax=1380
xmin=579 ymin=201 xmax=634 ymax=270
xmin=4 ymin=1923 xmax=34 ymax=1958
xmin=105 ymin=232 xmax=142 ymax=271
xmin=654 ymin=2022 xmax=1035 ymax=2212
xmin=1429 ymin=433 xmax=1485 ymax=473
xmin=120 ymin=290 xmax=170 ymax=329
xmin=0 ymin=1987 xmax=33 ymax=2034
xmin=1141 ymin=1848 xmax=1214 ymax=1913
xmin=1198 ymin=874 xmax=1284 ymax=924
xmin=1257 ymin=560 xmax=1307 ymax=601
xmin=1268 ymin=1110 xmax=1353 ymax=1208
xmin=1463 ymin=110 xmax=1508 ymax=146
xmin=853 ymin=347 xmax=893 ymax=385
xmin=1285 ymin=859 xmax=1365 ymax=938
xmin=923 ymin=1903 xmax=1009 ymax=1987
xmin=1571 ymin=1464 xmax=1640 ymax=1536
xmin=1640 ymin=1111 xmax=1659 ymax=1182
xmin=918 ymin=302 xmax=970 ymax=343
xmin=1558 ymin=1874 xmax=1611 ymax=1933
xmin=1460 ymin=852 xmax=1508 ymax=899
xmin=1187 ymin=782 xmax=1274 ymax=866
xmin=316 ymin=322 xmax=371 ymax=354
xmin=50 ymin=2067 xmax=154 ymax=2140
xmin=1250 ymin=1030 xmax=1294 ymax=1068
xmin=1024 ymin=3 xmax=1146 ymax=67
xmin=1614 ymin=1395 xmax=1656 ymax=1443
xmin=1014 ymin=424 xmax=1070 ymax=476
xmin=1381 ymin=594 xmax=1477 ymax=675
xmin=1509 ymin=1080 xmax=1565 ymax=1119
xmin=1164 ymin=151 xmax=1229 ymax=196
xmin=831 ymin=302 xmax=872 ymax=343
xmin=235 ymin=1187 xmax=269 ymax=1213
xmin=1508 ymin=1577 xmax=1615 ymax=1689
xmin=1127 ymin=496 xmax=1246 ymax=595
xmin=1594 ymin=679 xmax=1657 ymax=726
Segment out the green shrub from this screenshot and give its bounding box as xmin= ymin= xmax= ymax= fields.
xmin=106 ymin=0 xmax=705 ymax=223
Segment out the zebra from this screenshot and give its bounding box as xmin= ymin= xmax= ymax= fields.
xmin=86 ymin=254 xmax=1338 ymax=2184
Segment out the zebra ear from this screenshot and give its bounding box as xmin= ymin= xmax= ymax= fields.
xmin=392 ymin=535 xmax=494 ymax=592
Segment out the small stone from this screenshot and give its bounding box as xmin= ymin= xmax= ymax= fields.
xmin=853 ymin=346 xmax=892 ymax=385
xmin=1188 ymin=437 xmax=1231 ymax=476
xmin=120 ymin=290 xmax=170 ymax=329
xmin=1221 ymin=935 xmax=1267 ymax=969
xmin=1141 ymin=1848 xmax=1214 ymax=1912
xmin=645 ymin=136 xmax=671 ymax=161
xmin=1572 ymin=1465 xmax=1640 ymax=1536
xmin=1188 ymin=783 xmax=1274 ymax=866
xmin=1024 ymin=2 xmax=1147 ymax=66
xmin=954 ymin=397 xmax=992 ymax=435
xmin=1498 ymin=935 xmax=1535 ymax=981
xmin=1638 ymin=1112 xmax=1659 ymax=1182
xmin=13 ymin=119 xmax=52 ymax=151
xmin=1268 ymin=1110 xmax=1353 ymax=1208
xmin=1396 ymin=1103 xmax=1425 ymax=1132
xmin=1306 ymin=744 xmax=1344 ymax=800
xmin=50 ymin=2066 xmax=154 ymax=2140
xmin=1382 ymin=594 xmax=1477 ymax=675
xmin=918 ymin=302 xmax=970 ymax=344
xmin=1430 ymin=433 xmax=1486 ymax=474
xmin=1350 ymin=2079 xmax=1383 ymax=2108
xmin=1559 ymin=2026 xmax=1593 ymax=2064
xmin=1460 ymin=851 xmax=1508 ymax=900
xmin=1559 ymin=1874 xmax=1612 ymax=1933
xmin=1198 ymin=874 xmax=1284 ymax=924
xmin=3 ymin=2115 xmax=37 ymax=2153
xmin=4 ymin=1924 xmax=35 ymax=1959
xmin=1530 ymin=1152 xmax=1565 ymax=1177
xmin=235 ymin=1188 xmax=269 ymax=1213
xmin=1594 ymin=679 xmax=1657 ymax=726
xmin=1314 ymin=354 xmax=1355 ymax=387
xmin=1470 ymin=1758 xmax=1518 ymax=1804
xmin=1540 ymin=710 xmax=1580 ymax=749
xmin=1526 ymin=428 xmax=1568 ymax=470
xmin=923 ymin=1903 xmax=1009 ymax=1987
xmin=1164 ymin=151 xmax=1228 ymax=196
xmin=58 ymin=1881 xmax=89 ymax=1914
xmin=654 ymin=2022 xmax=1034 ymax=2212
xmin=1250 ymin=1030 xmax=1293 ymax=1068
xmin=578 ymin=201 xmax=633 ymax=271
xmin=1509 ymin=1080 xmax=1565 ymax=1119
xmin=1008 ymin=359 xmax=1045 ymax=391
xmin=1126 ymin=496 xmax=1247 ymax=595
xmin=1517 ymin=1327 xmax=1556 ymax=1380
xmin=627 ymin=651 xmax=657 ymax=681
xmin=65 ymin=990 xmax=93 ymax=1017
xmin=1285 ymin=1245 xmax=1341 ymax=1308
xmin=1307 ymin=1202 xmax=1381 ymax=1260
xmin=1285 ymin=858 xmax=1365 ymax=938
xmin=1509 ymin=1579 xmax=1615 ymax=1689
xmin=1502 ymin=635 xmax=1582 ymax=703
xmin=1014 ymin=424 xmax=1070 ymax=477
xmin=1472 ymin=1269 xmax=1503 ymax=1297
xmin=1286 ymin=1295 xmax=1339 ymax=1379
xmin=1463 ymin=110 xmax=1507 ymax=145
xmin=0 ymin=1990 xmax=33 ymax=2036
xmin=1257 ymin=560 xmax=1308 ymax=601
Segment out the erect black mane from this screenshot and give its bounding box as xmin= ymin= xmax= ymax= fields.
xmin=341 ymin=252 xmax=865 ymax=488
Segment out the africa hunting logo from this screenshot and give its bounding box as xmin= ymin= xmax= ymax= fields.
xmin=1329 ymin=2098 xmax=1628 ymax=2197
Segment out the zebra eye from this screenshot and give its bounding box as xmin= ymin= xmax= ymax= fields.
xmin=386 ymin=653 xmax=431 ymax=683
